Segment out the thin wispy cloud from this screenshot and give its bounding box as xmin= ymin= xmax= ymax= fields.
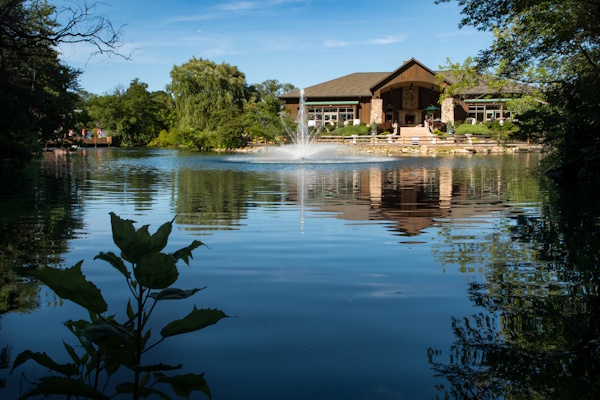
xmin=366 ymin=35 xmax=406 ymax=45
xmin=324 ymin=34 xmax=405 ymax=48
xmin=218 ymin=1 xmax=260 ymax=11
xmin=215 ymin=0 xmax=306 ymax=12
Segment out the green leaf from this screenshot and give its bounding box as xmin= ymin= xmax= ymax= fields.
xmin=13 ymin=261 xmax=107 ymax=314
xmin=161 ymin=307 xmax=227 ymax=338
xmin=127 ymin=299 xmax=135 ymax=321
xmin=116 ymin=382 xmax=170 ymax=399
xmin=81 ymin=319 xmax=132 ymax=345
xmin=20 ymin=377 xmax=110 ymax=399
xmin=110 ymin=213 xmax=175 ymax=264
xmin=94 ymin=251 xmax=130 ymax=279
xmin=110 ymin=212 xmax=142 ymax=263
xmin=146 ymin=218 xmax=174 ymax=254
xmin=155 ymin=372 xmax=212 ymax=399
xmin=149 ymin=287 xmax=205 ymax=301
xmin=11 ymin=350 xmax=78 ymax=377
xmin=135 ymin=253 xmax=178 ymax=289
xmin=171 ymin=240 xmax=204 ymax=266
xmin=138 ymin=363 xmax=183 ymax=372
xmin=63 ymin=342 xmax=81 ymax=367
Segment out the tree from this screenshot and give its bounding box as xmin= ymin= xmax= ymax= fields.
xmin=86 ymin=80 xmax=171 ymax=146
xmin=254 ymin=79 xmax=297 ymax=100
xmin=167 ymin=57 xmax=249 ymax=150
xmin=242 ymin=79 xmax=297 ymax=145
xmin=436 ymin=0 xmax=600 ymax=178
xmin=0 ymin=0 xmax=126 ymax=168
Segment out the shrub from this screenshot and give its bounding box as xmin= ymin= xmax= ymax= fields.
xmin=432 ymin=121 xmax=446 ymax=132
xmin=455 ymin=123 xmax=491 ymax=136
xmin=334 ymin=124 xmax=370 ymax=136
xmin=377 ymin=121 xmax=393 ymax=134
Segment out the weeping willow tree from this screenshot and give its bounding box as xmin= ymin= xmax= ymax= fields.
xmin=166 ymin=57 xmax=250 ymax=150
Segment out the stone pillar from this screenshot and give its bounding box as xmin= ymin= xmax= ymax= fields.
xmin=370 ymin=98 xmax=383 ymax=125
xmin=441 ymin=97 xmax=454 ymax=126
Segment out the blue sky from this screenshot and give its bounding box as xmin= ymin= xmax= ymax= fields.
xmin=57 ymin=0 xmax=493 ymax=95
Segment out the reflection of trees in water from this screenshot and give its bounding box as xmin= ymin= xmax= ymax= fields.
xmin=429 ymin=182 xmax=600 ymax=399
xmin=1 ymin=154 xmax=84 ymax=313
xmin=0 ymin=154 xmax=85 ymax=385
xmin=174 ymin=169 xmax=283 ymax=229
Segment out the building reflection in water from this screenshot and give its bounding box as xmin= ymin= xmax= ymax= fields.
xmin=285 ymin=163 xmax=509 ymax=237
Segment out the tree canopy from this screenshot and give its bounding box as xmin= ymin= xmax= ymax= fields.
xmin=437 ymin=0 xmax=600 ymax=179
xmin=0 ymin=0 xmax=125 ymax=168
xmin=86 ymin=79 xmax=170 ymax=146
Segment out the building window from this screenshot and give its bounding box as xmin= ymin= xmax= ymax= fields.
xmin=468 ymin=105 xmax=485 ymax=122
xmin=308 ymin=107 xmax=323 ymax=121
xmin=324 ymin=108 xmax=337 ymax=124
xmin=339 ymin=107 xmax=355 ymax=122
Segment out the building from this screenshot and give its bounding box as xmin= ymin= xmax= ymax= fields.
xmin=279 ymin=58 xmax=530 ymax=128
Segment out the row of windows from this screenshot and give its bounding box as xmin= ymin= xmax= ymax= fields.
xmin=308 ymin=107 xmax=355 ymax=122
xmin=468 ymin=105 xmax=512 ymax=122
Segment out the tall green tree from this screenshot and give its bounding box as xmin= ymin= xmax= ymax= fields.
xmin=167 ymin=57 xmax=250 ymax=150
xmin=242 ymin=79 xmax=297 ymax=145
xmin=0 ymin=0 xmax=125 ymax=168
xmin=437 ymin=0 xmax=600 ymax=178
xmin=87 ymin=80 xmax=171 ymax=146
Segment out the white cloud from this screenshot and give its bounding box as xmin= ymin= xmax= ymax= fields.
xmin=366 ymin=35 xmax=406 ymax=45
xmin=324 ymin=34 xmax=405 ymax=48
xmin=324 ymin=39 xmax=349 ymax=48
xmin=218 ymin=1 xmax=261 ymax=11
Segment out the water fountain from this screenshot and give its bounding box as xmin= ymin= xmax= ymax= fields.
xmin=229 ymin=88 xmax=394 ymax=164
xmin=276 ymin=88 xmax=328 ymax=160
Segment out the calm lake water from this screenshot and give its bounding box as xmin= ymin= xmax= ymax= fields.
xmin=1 ymin=148 xmax=599 ymax=399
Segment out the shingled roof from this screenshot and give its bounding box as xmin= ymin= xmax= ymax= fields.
xmin=279 ymin=67 xmax=532 ymax=100
xmin=279 ymin=72 xmax=389 ymax=99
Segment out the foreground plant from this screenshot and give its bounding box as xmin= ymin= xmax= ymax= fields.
xmin=11 ymin=212 xmax=227 ymax=399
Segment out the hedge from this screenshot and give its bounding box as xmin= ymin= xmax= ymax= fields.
xmin=455 ymin=123 xmax=491 ymax=136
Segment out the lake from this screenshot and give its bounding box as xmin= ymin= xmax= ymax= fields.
xmin=1 ymin=148 xmax=599 ymax=399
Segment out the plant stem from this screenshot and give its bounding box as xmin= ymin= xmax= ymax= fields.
xmin=133 ymin=282 xmax=144 ymax=400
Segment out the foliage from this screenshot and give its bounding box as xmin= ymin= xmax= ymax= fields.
xmin=167 ymin=57 xmax=249 ymax=150
xmin=436 ymin=0 xmax=600 ymax=178
xmin=11 ymin=213 xmax=227 ymax=399
xmin=241 ymin=94 xmax=286 ymax=145
xmin=0 ymin=0 xmax=126 ymax=168
xmin=429 ymin=181 xmax=600 ymax=398
xmin=455 ymin=123 xmax=491 ymax=136
xmin=253 ymin=79 xmax=297 ymax=99
xmin=377 ymin=121 xmax=393 ymax=134
xmin=86 ymin=79 xmax=171 ymax=146
xmin=332 ymin=124 xmax=370 ymax=136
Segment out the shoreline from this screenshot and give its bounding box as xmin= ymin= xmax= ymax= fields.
xmin=238 ymin=142 xmax=546 ymax=156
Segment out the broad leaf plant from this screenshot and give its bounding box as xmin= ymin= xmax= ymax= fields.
xmin=11 ymin=213 xmax=227 ymax=399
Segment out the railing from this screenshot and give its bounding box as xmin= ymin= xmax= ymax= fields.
xmin=245 ymin=135 xmax=539 ymax=149
xmin=315 ymin=135 xmax=505 ymax=146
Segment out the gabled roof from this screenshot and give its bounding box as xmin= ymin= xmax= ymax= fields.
xmin=370 ymin=58 xmax=447 ymax=93
xmin=278 ymin=59 xmax=533 ymax=100
xmin=279 ymin=72 xmax=388 ymax=99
